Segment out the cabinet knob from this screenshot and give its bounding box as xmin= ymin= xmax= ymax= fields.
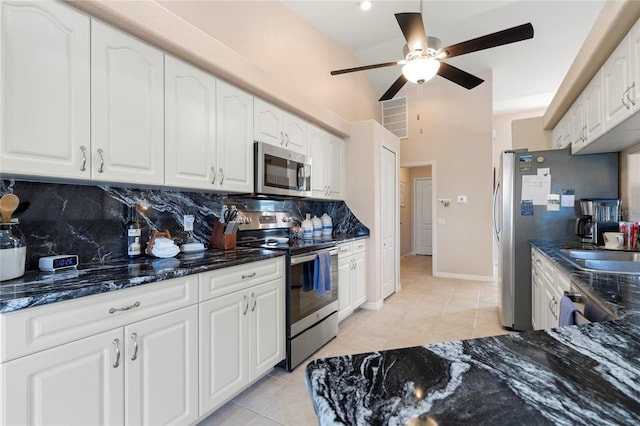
xmin=130 ymin=332 xmax=139 ymax=361
xmin=97 ymin=148 xmax=105 ymax=173
xmin=112 ymin=338 xmax=121 ymax=368
xmin=80 ymin=145 xmax=87 ymax=172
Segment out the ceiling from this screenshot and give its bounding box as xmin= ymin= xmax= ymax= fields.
xmin=281 ymin=0 xmax=606 ymax=114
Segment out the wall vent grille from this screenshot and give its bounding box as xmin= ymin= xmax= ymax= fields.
xmin=381 ymin=97 xmax=408 ymax=139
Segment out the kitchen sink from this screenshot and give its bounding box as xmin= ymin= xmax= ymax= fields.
xmin=559 ymin=249 xmax=640 ymax=275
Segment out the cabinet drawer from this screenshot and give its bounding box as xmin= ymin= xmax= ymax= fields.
xmin=337 ymin=242 xmax=353 ymax=257
xmin=531 ymin=249 xmax=554 ymax=283
xmin=199 ymin=257 xmax=284 ymax=301
xmin=0 ymin=276 xmax=198 ymax=362
xmin=352 ymin=240 xmax=366 ymax=254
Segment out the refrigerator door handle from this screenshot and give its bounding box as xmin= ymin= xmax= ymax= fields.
xmin=492 ymin=179 xmax=501 ymax=243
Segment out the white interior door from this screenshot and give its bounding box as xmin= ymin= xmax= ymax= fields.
xmin=381 ymin=147 xmax=396 ymax=299
xmin=414 ymin=178 xmax=433 ymax=255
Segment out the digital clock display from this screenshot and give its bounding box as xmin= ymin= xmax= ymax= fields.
xmin=39 ymin=255 xmax=79 ymax=272
xmin=53 ymin=256 xmax=77 ymax=268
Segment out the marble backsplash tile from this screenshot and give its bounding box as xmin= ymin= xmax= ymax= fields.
xmin=1 ymin=179 xmax=369 ymax=270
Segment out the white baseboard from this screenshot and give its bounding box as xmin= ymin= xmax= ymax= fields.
xmin=433 ymin=271 xmax=495 ymax=282
xmin=360 ymin=299 xmax=384 ymax=311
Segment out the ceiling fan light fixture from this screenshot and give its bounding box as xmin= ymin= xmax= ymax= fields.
xmin=402 ymin=57 xmax=440 ymax=84
xmin=359 ymin=0 xmax=372 ymax=11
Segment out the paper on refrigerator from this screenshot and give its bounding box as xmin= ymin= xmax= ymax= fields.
xmin=521 ymin=173 xmax=551 ymax=205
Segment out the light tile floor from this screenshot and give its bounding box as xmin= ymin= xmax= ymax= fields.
xmin=198 ymin=255 xmax=511 ymax=425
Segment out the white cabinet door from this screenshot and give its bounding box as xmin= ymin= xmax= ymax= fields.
xmin=216 ymin=80 xmax=253 ymax=193
xmin=583 ymin=69 xmax=604 ymax=143
xmin=328 ymin=137 xmax=344 ymax=199
xmin=1 ymin=328 xmax=124 ymax=426
xmin=283 ymin=113 xmax=308 ymax=155
xmin=337 ymin=255 xmax=353 ymax=322
xmin=531 ymin=262 xmax=542 ymax=330
xmin=570 ymin=96 xmax=586 ymax=152
xmin=381 ymin=146 xmax=397 ymax=299
xmin=602 ymin=35 xmax=632 ymax=132
xmin=0 ymin=1 xmax=90 ymax=179
xmin=310 ymin=126 xmax=329 ymax=198
xmin=125 ymin=306 xmax=198 ymax=426
xmin=254 ymin=97 xmax=285 ymax=147
xmin=165 ymin=56 xmax=216 ymax=190
xmin=91 ymin=20 xmax=164 ymax=185
xmin=249 ymin=279 xmax=284 ymax=379
xmin=629 ymin=19 xmax=640 ymax=112
xmin=199 ymin=290 xmax=248 ymax=415
xmin=352 ymin=252 xmax=367 ymax=307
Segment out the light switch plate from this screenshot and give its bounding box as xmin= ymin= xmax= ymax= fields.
xmin=457 ymin=195 xmax=467 ymax=203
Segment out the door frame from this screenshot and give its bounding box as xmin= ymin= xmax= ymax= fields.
xmin=413 ymin=177 xmax=433 ymax=255
xmin=400 ymin=160 xmax=437 ymax=272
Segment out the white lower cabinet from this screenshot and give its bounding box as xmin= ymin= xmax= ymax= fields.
xmin=198 ymin=258 xmax=285 ymax=416
xmin=1 ymin=304 xmax=198 ymax=426
xmin=337 ymin=240 xmax=367 ymax=322
xmin=531 ymin=247 xmax=571 ymax=330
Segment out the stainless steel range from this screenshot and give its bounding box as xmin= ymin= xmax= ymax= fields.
xmin=237 ymin=211 xmax=339 ymax=371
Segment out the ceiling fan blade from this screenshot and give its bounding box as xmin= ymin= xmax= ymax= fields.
xmin=439 ymin=23 xmax=534 ymax=59
xmin=331 ymin=61 xmax=400 ymax=75
xmin=379 ymin=75 xmax=408 ymax=101
xmin=437 ymin=62 xmax=484 ymax=89
xmin=395 ymin=12 xmax=429 ymax=53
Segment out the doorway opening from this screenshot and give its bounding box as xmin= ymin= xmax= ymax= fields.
xmin=399 ymin=161 xmax=436 ymax=274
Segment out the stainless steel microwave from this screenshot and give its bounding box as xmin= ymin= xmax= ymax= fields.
xmin=254 ymin=142 xmax=312 ymax=197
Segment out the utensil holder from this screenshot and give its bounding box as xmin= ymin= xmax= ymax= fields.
xmin=210 ymin=222 xmax=236 ymax=250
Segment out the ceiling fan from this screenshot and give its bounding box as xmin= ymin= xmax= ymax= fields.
xmin=330 ymin=11 xmax=534 ymax=101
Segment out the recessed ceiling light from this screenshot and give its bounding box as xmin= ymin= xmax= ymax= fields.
xmin=360 ymin=0 xmax=372 ymax=11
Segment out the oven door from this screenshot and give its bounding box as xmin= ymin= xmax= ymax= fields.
xmin=289 ymin=248 xmax=338 ymax=337
xmin=255 ymin=142 xmax=311 ymax=197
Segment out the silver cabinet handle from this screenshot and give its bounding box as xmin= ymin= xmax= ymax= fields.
xmin=97 ymin=148 xmax=105 ymax=173
xmin=219 ymin=168 xmax=224 ymax=185
xmin=113 ymin=338 xmax=121 ymax=368
xmin=109 ymin=301 xmax=141 ymax=314
xmin=627 ymin=82 xmax=636 ymax=106
xmin=285 ymin=133 xmax=290 ymax=146
xmin=242 ymin=295 xmax=249 ymax=315
xmin=80 ymin=145 xmax=87 ymax=171
xmin=251 ymin=292 xmax=257 ymax=312
xmin=242 ymin=272 xmax=256 ymax=279
xmin=130 ymin=332 xmax=139 ymax=361
xmin=280 ymin=131 xmax=285 ymax=146
xmin=622 ymin=88 xmax=630 ymax=109
xmin=211 ymin=167 xmax=216 ymax=184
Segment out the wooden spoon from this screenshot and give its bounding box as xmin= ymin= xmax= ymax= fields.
xmin=0 ymin=194 xmax=20 ymax=223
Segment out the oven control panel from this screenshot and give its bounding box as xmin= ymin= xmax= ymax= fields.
xmin=238 ymin=211 xmax=294 ymax=230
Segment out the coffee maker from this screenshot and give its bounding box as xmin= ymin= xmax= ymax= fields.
xmin=576 ymin=199 xmax=621 ymax=245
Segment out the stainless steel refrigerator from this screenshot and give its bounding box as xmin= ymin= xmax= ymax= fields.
xmin=494 ymin=148 xmax=618 ymax=331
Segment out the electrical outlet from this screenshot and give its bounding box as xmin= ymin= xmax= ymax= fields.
xmin=438 ymin=218 xmax=445 ymax=225
xmin=457 ymin=195 xmax=467 ymax=203
xmin=183 ymin=215 xmax=194 ymax=231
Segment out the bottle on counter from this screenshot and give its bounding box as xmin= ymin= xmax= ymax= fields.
xmin=312 ymin=215 xmax=322 ymax=238
xmin=302 ymin=214 xmax=313 ymax=239
xmin=321 ymin=213 xmax=333 ymax=236
xmin=126 ymin=206 xmax=142 ymax=258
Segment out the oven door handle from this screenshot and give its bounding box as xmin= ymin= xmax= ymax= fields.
xmin=291 ymin=249 xmax=338 ymax=265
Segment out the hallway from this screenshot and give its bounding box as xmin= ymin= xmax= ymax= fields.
xmin=199 ymin=255 xmax=510 ymax=425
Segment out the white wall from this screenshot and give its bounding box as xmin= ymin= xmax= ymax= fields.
xmin=400 ymin=71 xmax=493 ymax=280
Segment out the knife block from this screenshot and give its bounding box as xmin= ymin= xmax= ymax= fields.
xmin=210 ymin=222 xmax=236 ymax=250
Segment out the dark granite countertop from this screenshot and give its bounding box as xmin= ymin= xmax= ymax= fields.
xmin=305 ymin=240 xmax=640 ymax=425
xmin=0 ymin=248 xmax=285 ymax=313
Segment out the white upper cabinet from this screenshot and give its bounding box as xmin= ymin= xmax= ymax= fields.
xmin=91 ymin=20 xmax=164 ymax=185
xmin=165 ymin=55 xmax=217 ymax=190
xmin=0 ymin=1 xmax=90 ymax=178
xmin=309 ymin=125 xmax=344 ymax=200
xmin=583 ymin=69 xmax=604 ymax=142
xmin=254 ymin=98 xmax=308 ymax=155
xmin=602 ymin=35 xmax=633 ymax=131
xmin=552 ymin=114 xmax=571 ymax=149
xmin=216 ymin=80 xmax=254 ymax=193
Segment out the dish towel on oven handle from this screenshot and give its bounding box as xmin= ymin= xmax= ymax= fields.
xmin=559 ymin=296 xmax=579 ymax=326
xmin=313 ymin=252 xmax=331 ymax=295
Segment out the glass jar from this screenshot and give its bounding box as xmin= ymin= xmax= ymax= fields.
xmin=0 ymin=222 xmax=27 ymax=281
